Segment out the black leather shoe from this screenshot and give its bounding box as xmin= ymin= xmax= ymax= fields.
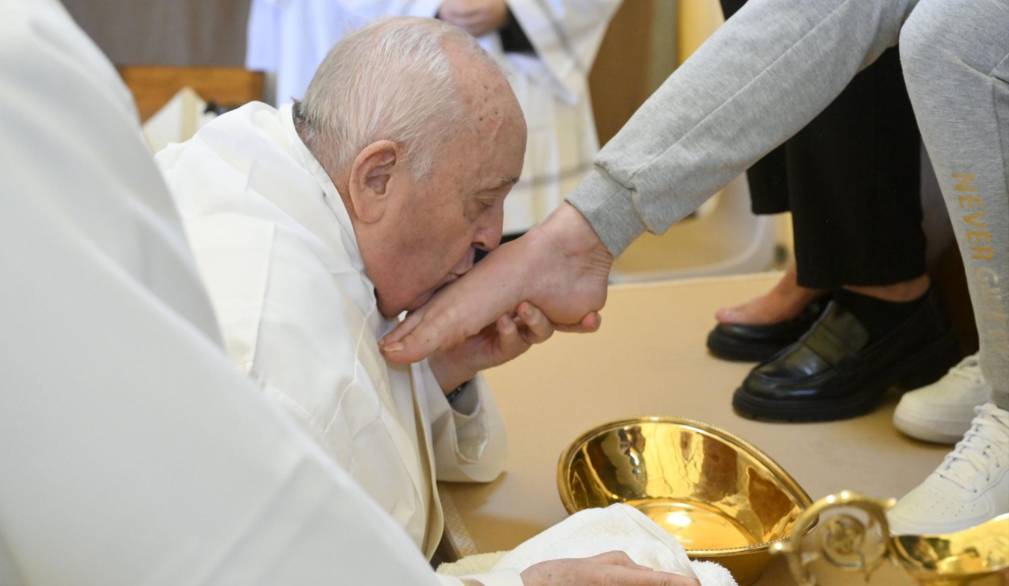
xmin=732 ymin=289 xmax=960 ymax=422
xmin=706 ymin=300 xmax=827 ymax=362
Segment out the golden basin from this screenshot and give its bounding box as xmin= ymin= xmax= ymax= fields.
xmin=558 ymin=417 xmax=813 ymax=585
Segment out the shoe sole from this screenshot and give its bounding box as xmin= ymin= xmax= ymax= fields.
xmin=732 ymin=331 xmax=961 ymax=422
xmin=892 ymin=412 xmax=967 ymax=444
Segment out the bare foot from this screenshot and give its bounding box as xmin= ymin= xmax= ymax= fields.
xmin=715 ymin=264 xmax=825 ymax=325
xmin=380 ymin=203 xmax=611 ymax=363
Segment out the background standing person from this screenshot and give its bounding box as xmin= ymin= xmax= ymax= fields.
xmin=709 ymin=0 xmax=926 ymax=363
xmin=709 ymin=0 xmax=959 ymax=423
xmin=722 ymin=0 xmax=994 ymax=494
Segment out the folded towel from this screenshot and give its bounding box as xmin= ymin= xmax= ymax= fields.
xmin=690 ymin=560 xmax=738 ymax=586
xmin=487 ymin=504 xmax=737 ymax=586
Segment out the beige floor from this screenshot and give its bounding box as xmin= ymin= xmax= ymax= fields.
xmin=441 ymin=272 xmax=953 ymax=585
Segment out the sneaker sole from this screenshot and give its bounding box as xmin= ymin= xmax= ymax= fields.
xmin=892 ymin=411 xmax=972 ymax=444
xmin=732 ymin=330 xmax=961 ymax=422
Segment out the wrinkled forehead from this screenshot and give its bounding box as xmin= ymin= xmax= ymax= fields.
xmin=425 ymin=47 xmax=525 ymax=187
xmin=438 ymin=115 xmax=524 ymax=192
xmin=444 ymin=40 xmax=523 ymax=129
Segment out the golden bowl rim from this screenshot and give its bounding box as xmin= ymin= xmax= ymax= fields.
xmin=890 ymin=511 xmax=1009 ymax=576
xmin=557 ymin=416 xmax=815 ymax=558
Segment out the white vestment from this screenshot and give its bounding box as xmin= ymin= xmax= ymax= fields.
xmin=246 ymin=0 xmax=368 ymax=104
xmin=156 ymin=101 xmax=507 ymax=558
xmin=246 ymin=0 xmax=620 ymax=233
xmin=0 ymin=2 xmax=518 ymax=584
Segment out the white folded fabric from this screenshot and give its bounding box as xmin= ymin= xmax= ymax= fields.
xmin=142 ymin=87 xmax=216 ymax=154
xmin=490 ymin=504 xmax=737 ymax=586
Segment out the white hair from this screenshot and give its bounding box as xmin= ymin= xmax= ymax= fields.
xmin=296 ymin=17 xmax=495 ymax=177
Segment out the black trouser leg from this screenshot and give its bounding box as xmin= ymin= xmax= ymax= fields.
xmin=720 ymin=0 xmax=926 ymax=290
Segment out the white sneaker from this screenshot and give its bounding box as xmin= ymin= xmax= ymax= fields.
xmin=893 ymin=353 xmax=991 ymax=444
xmin=888 ymin=403 xmax=1009 ymax=535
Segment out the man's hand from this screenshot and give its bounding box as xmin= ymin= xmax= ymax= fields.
xmin=428 ymin=301 xmax=554 ymax=392
xmin=438 ymin=0 xmax=509 ymax=38
xmin=380 ymin=203 xmax=613 ymax=363
xmin=520 ymin=552 xmax=700 ymax=586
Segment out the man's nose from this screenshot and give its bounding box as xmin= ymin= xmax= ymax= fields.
xmin=473 ymin=206 xmax=504 ymax=252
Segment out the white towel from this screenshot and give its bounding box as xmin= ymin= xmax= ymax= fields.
xmin=491 ymin=504 xmax=737 ymax=586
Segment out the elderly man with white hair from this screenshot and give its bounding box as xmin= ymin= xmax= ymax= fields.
xmin=156 ymin=16 xmax=580 ymax=559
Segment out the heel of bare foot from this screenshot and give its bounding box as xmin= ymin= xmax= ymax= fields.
xmin=715 ymin=265 xmax=826 ymax=326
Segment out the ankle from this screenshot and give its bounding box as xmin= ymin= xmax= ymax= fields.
xmin=769 ymin=266 xmax=825 ymax=301
xmin=770 ymin=284 xmax=825 ymax=305
xmin=544 ymin=204 xmax=613 ymax=271
xmin=844 ymin=274 xmax=930 ymax=302
xmin=833 ymin=286 xmax=931 ymax=341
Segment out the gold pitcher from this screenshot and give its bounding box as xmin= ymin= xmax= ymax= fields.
xmin=772 ymin=490 xmax=1009 ymax=585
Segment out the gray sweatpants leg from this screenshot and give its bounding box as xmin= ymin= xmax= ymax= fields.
xmin=900 ymin=0 xmax=1009 ymax=406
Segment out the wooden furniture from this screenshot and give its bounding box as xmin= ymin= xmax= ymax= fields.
xmin=588 ymin=0 xmax=720 ymax=144
xmin=117 ymin=66 xmax=264 ymax=122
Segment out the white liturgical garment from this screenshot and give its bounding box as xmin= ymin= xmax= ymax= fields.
xmin=0 ymin=2 xmax=518 ymax=584
xmin=157 ymin=101 xmax=507 ymax=558
xmin=246 ymin=0 xmax=620 ymax=233
xmin=246 ymin=0 xmax=367 ymax=104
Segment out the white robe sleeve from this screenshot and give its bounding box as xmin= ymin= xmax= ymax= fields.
xmin=0 ymin=3 xmax=456 ymax=585
xmin=417 ymin=364 xmax=509 ymax=483
xmin=341 ymin=0 xmax=443 ymax=19
xmin=246 ymin=0 xmax=371 ymax=103
xmin=506 ymin=0 xmax=621 ymax=103
xmin=246 ymin=0 xmax=280 ymax=72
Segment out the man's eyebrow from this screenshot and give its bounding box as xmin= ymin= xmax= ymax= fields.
xmin=484 ymin=176 xmax=520 ymax=190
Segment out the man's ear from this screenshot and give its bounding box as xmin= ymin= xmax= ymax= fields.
xmin=347 ymin=140 xmax=399 ymax=224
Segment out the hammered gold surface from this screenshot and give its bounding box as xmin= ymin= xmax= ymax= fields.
xmin=558 ymin=418 xmax=812 ymax=584
xmin=893 ymin=514 xmax=1009 ymax=583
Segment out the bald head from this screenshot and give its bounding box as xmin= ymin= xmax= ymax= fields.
xmin=444 ymin=37 xmax=524 ymax=162
xmin=297 ymin=16 xmax=523 ymax=179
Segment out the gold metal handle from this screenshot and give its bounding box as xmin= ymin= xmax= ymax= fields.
xmin=771 ymin=490 xmax=894 ymax=585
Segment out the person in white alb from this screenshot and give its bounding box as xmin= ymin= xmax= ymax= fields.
xmin=0 ymin=3 xmax=696 ymax=585
xmin=159 ymin=16 xmax=569 ymax=559
xmin=245 ymin=0 xmax=367 ymax=104
xmin=247 ymin=0 xmax=620 ymax=235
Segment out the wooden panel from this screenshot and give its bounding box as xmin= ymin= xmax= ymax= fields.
xmin=117 ymin=66 xmax=265 ymax=122
xmin=676 ymin=0 xmax=725 ymax=62
xmin=588 ymin=1 xmax=654 ymax=145
xmin=62 ymin=0 xmax=249 ymax=68
xmin=590 ymin=0 xmax=724 ymax=145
